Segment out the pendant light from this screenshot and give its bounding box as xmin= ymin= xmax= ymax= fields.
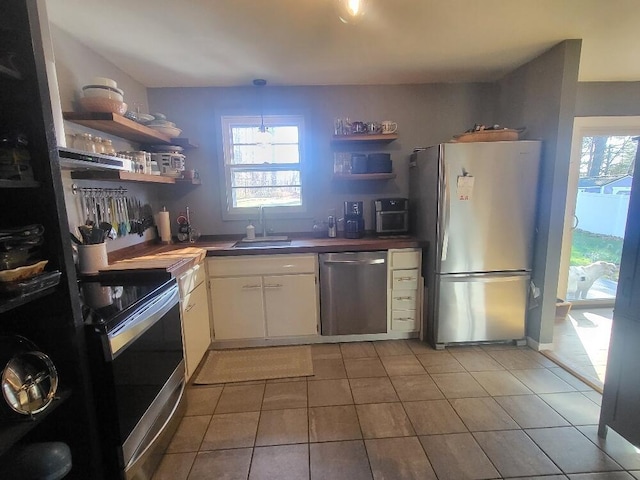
xmin=253 ymin=78 xmax=272 ymax=146
xmin=337 ymin=0 xmax=367 ymax=24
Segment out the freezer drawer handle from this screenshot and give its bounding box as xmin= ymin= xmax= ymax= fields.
xmin=442 ymin=272 xmax=530 ymax=283
xmin=323 ymin=259 xmax=385 ymax=265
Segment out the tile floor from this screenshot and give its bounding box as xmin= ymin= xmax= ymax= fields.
xmin=153 ymin=339 xmax=640 ymax=480
xmin=546 ymin=307 xmax=614 ymax=391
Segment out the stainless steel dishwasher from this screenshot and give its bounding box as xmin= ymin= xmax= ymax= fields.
xmin=319 ymin=251 xmax=387 ymax=335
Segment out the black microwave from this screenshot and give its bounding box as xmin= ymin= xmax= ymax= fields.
xmin=374 ymin=198 xmax=409 ymax=234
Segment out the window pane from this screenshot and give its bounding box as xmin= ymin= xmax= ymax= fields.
xmin=231 ymin=126 xmax=260 ymax=144
xmin=270 ymin=126 xmax=298 ymax=143
xmin=231 ymin=145 xmax=299 ymax=165
xmin=231 ymin=125 xmax=299 ymax=145
xmin=231 ymin=170 xmax=301 ymax=187
xmin=232 ymin=187 xmax=302 ymax=208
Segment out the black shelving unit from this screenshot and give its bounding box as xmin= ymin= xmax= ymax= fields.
xmin=0 ymin=1 xmax=104 ymax=478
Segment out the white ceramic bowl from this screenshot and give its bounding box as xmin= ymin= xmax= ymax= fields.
xmin=83 ymin=87 xmax=124 ymax=102
xmin=91 ymin=76 xmax=118 ymax=89
xmin=148 ymin=125 xmax=182 ymax=138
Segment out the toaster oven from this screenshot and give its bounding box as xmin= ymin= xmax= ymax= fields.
xmin=374 ymin=198 xmax=409 ymax=234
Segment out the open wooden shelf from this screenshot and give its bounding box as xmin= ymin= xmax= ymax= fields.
xmin=70 ymin=171 xmax=177 ymax=184
xmin=333 ymin=173 xmax=396 ymax=181
xmin=175 ymin=178 xmax=202 ymax=185
xmin=63 ymin=112 xmax=172 ymax=144
xmin=0 ymin=284 xmax=58 ymax=315
xmin=331 ymin=134 xmax=398 ymax=144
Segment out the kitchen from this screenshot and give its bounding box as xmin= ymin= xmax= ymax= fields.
xmin=1 ymin=0 xmax=640 ymax=479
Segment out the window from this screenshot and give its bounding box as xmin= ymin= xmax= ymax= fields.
xmin=220 ymin=114 xmax=305 ymax=215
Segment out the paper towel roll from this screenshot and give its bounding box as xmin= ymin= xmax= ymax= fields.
xmin=157 ymin=211 xmax=172 ymax=243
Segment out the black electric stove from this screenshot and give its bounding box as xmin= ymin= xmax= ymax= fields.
xmin=79 ymin=276 xmax=176 ymax=333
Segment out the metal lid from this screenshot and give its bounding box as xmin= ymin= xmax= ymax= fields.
xmin=2 ymin=351 xmax=58 ymax=415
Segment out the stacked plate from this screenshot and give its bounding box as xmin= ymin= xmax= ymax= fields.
xmin=147 ymin=113 xmax=182 ymax=138
xmin=79 ymin=77 xmax=127 ymax=115
xmin=0 ymin=224 xmax=46 ymax=280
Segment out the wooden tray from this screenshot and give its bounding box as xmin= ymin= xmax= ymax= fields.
xmin=453 ymin=129 xmax=521 ymax=143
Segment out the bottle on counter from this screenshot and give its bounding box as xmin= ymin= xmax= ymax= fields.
xmin=246 ymin=221 xmax=256 ymax=240
xmin=328 ymin=215 xmax=337 ymax=238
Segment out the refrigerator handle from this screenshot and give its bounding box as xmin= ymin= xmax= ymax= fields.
xmin=440 ymin=159 xmax=450 ymax=262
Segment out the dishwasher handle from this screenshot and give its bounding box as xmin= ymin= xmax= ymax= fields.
xmin=322 ymin=259 xmax=386 ymax=266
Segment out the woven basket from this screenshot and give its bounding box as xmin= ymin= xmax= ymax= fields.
xmin=452 ymin=129 xmax=522 ymax=143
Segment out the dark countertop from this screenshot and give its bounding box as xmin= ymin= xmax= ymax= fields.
xmin=103 ymin=235 xmax=426 ymax=278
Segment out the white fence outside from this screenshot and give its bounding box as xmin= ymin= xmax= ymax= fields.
xmin=575 ymin=191 xmax=630 ymax=238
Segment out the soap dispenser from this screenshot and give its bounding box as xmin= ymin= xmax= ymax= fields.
xmin=246 ymin=221 xmax=256 ymax=240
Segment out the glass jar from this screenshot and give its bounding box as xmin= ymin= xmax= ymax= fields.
xmin=103 ymin=139 xmax=116 ymax=155
xmin=94 ymin=136 xmax=106 ymax=154
xmin=74 ymin=133 xmax=95 ymax=153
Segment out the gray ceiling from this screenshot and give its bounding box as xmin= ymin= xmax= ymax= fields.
xmin=46 ymin=0 xmax=640 ymax=88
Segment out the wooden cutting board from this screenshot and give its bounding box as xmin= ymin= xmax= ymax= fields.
xmin=99 ymin=247 xmax=206 ymax=274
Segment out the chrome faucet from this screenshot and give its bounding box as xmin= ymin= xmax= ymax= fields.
xmin=259 ymin=205 xmax=267 ymax=238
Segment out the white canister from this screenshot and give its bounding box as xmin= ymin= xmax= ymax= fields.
xmin=78 ymin=243 xmax=108 ymax=274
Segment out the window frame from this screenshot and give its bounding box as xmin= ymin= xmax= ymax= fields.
xmin=219 ymin=113 xmax=307 ymax=220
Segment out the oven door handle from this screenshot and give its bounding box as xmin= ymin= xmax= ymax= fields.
xmin=107 ymin=283 xmax=179 ymax=359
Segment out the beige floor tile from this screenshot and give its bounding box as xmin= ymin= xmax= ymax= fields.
xmin=311 ymin=358 xmax=347 ymax=379
xmin=309 ymin=405 xmax=362 ymax=442
xmin=473 ymin=430 xmax=561 ymax=477
xmin=406 ymin=339 xmax=439 ymax=354
xmin=249 ymin=444 xmax=309 ymax=480
xmin=215 ymin=384 xmax=265 ymax=413
xmin=391 ymin=375 xmax=444 ymax=401
xmin=449 ymin=350 xmax=504 ymax=371
xmin=344 ymin=357 xmax=388 ymax=378
xmin=266 ymin=376 xmax=308 ymax=384
xmin=430 ymin=372 xmax=489 ymax=398
xmin=470 ymin=370 xmax=533 ymax=396
xmin=567 ymin=473 xmax=635 ymax=479
xmin=365 ymin=437 xmax=437 ymax=480
xmin=450 ymin=397 xmax=520 ymax=431
xmin=201 ymin=411 xmax=260 ymax=450
xmin=419 ymin=433 xmax=500 ymax=480
xmin=152 ymin=452 xmax=196 ymax=480
xmin=403 ymin=399 xmax=467 ymax=435
xmin=510 ymin=369 xmax=577 ymax=394
xmin=523 ymin=349 xmax=559 ymax=368
xmin=349 ymin=377 xmax=399 ymax=404
xmin=487 ymin=348 xmax=548 ymax=369
xmin=356 ymin=402 xmax=415 ymax=438
xmin=380 ymin=354 xmax=426 ymax=376
xmin=631 ymin=472 xmax=640 ymax=480
xmin=525 ymin=427 xmax=622 ymax=474
xmin=185 ymin=387 xmax=223 ymax=416
xmin=510 ymin=476 xmax=568 ymax=480
xmin=311 ymin=343 xmax=342 ymax=359
xmin=308 ymin=379 xmax=353 ymax=407
xmin=255 ymin=408 xmax=308 ymax=446
xmin=166 ymin=415 xmax=211 ymax=453
xmin=548 ymin=367 xmax=598 ymax=392
xmin=187 ymin=449 xmax=252 ymax=480
xmin=374 ymin=339 xmax=412 ymax=356
xmin=539 ymin=392 xmax=601 ymax=425
xmin=262 ymin=381 xmax=307 ymax=410
xmin=341 ymin=342 xmax=378 ymax=358
xmin=310 ymin=440 xmax=372 ymax=480
xmin=582 ymin=390 xmax=603 ymax=406
xmin=578 ymin=425 xmax=640 ymax=470
xmin=416 ymin=352 xmax=466 ymax=374
xmin=494 ymin=395 xmax=570 ymax=428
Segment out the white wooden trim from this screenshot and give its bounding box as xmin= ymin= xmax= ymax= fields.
xmin=526 ymin=336 xmax=554 ymax=351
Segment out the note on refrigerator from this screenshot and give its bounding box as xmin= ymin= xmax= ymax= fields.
xmin=457 ymin=175 xmax=475 ymax=201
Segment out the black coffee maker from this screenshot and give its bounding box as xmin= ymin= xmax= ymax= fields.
xmin=344 ymin=201 xmax=365 ymax=239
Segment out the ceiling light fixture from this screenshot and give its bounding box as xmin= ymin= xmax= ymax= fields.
xmin=337 ymin=0 xmax=367 ymax=24
xmin=252 ymin=78 xmax=272 ymax=146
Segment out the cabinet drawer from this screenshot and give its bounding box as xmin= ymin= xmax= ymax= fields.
xmin=391 ymin=310 xmax=417 ymax=332
xmin=208 ymin=254 xmax=316 ymax=277
xmin=391 ymin=290 xmax=417 ymax=310
xmin=178 ymin=262 xmax=205 ymax=297
xmin=392 ymin=269 xmax=419 ymax=290
xmin=390 ymin=249 xmax=421 ymax=269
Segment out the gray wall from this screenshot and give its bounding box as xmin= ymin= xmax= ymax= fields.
xmin=148 ymin=83 xmax=497 ymax=236
xmin=497 ymin=40 xmax=582 ymax=345
xmin=576 ymin=82 xmax=640 ymax=117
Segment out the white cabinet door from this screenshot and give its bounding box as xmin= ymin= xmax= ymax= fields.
xmin=182 ymin=281 xmax=211 ymax=380
xmin=210 ymin=276 xmax=265 ymax=340
xmin=264 ymin=274 xmax=318 ymax=337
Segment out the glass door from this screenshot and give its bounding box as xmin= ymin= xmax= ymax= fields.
xmin=559 ymin=118 xmax=640 ymax=306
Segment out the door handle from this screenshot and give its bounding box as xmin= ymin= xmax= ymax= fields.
xmin=572 ymin=214 xmax=579 ymax=230
xmin=185 ymin=303 xmax=195 ymax=312
xmin=323 ymin=259 xmax=385 ymax=265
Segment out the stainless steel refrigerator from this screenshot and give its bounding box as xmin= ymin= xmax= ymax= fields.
xmin=409 ymin=141 xmax=541 ymax=348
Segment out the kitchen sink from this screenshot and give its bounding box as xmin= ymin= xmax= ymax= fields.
xmin=232 ymin=238 xmax=291 ymax=248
